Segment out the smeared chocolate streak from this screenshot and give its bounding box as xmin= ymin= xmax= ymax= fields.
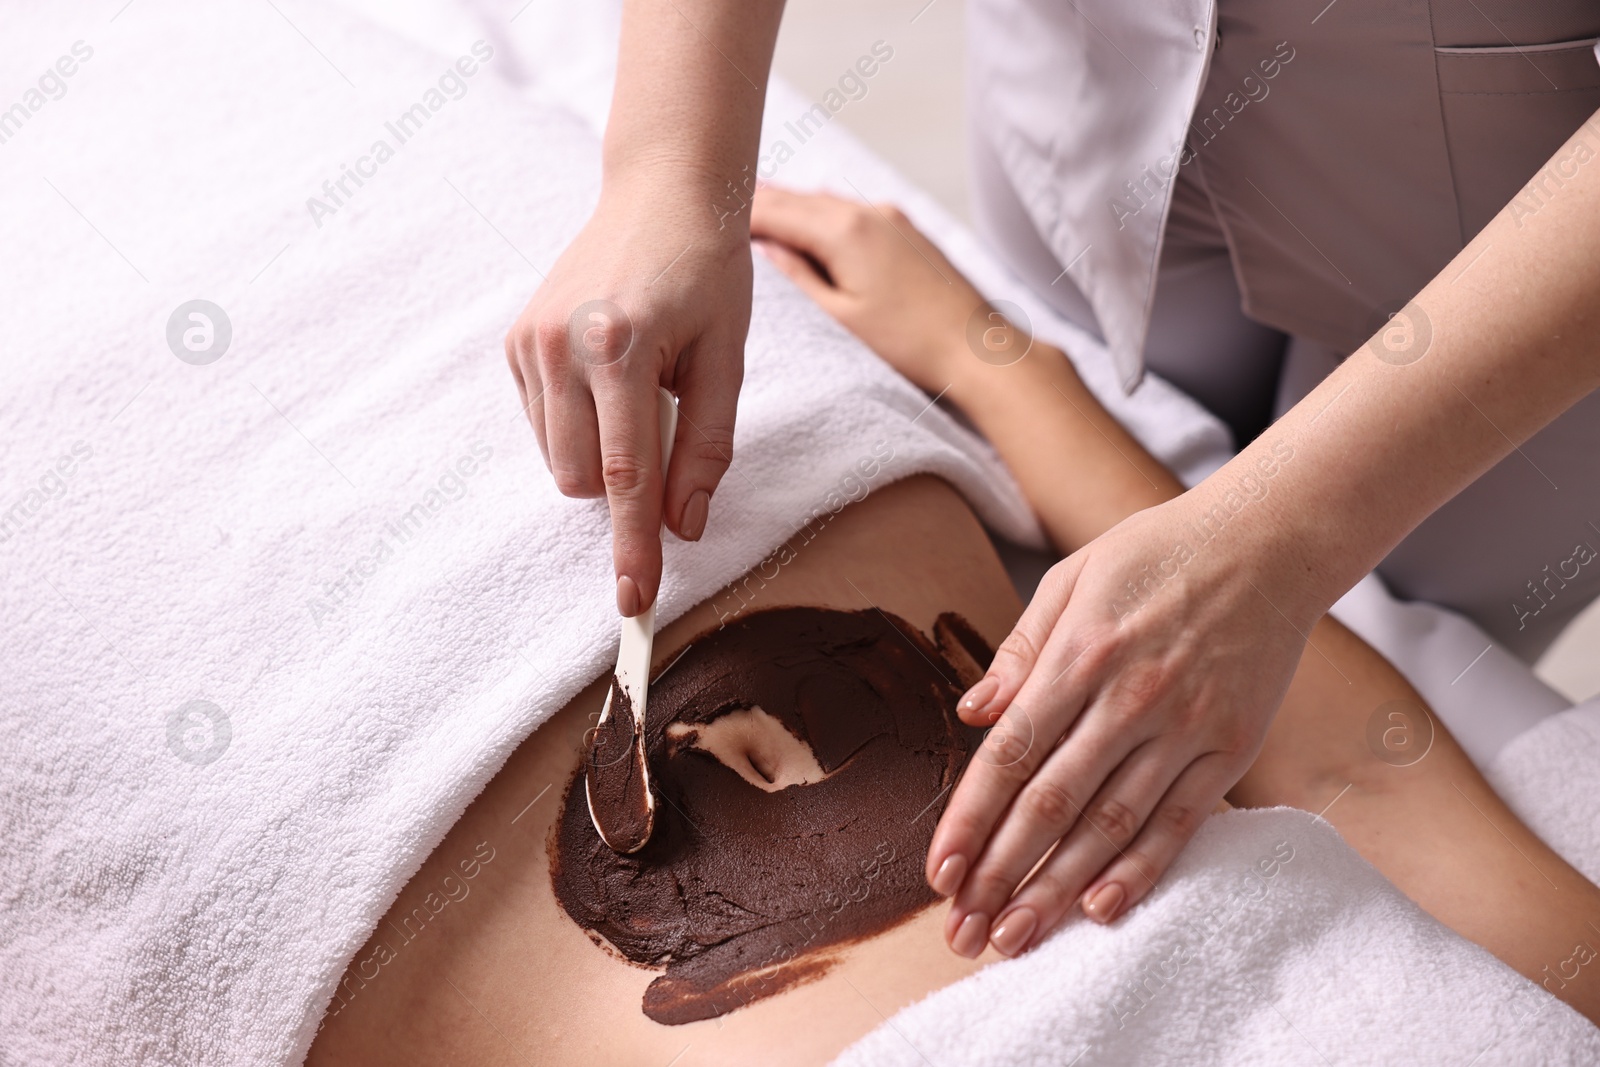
xmin=585 ymin=677 xmax=652 ymax=854
xmin=552 ymin=606 xmax=993 ymax=1024
xmin=931 ymin=613 xmax=992 ymax=690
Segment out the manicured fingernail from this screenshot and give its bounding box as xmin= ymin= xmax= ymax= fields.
xmin=990 ymin=907 xmax=1037 ymax=957
xmin=1083 ymin=882 xmax=1126 ymax=924
xmin=680 ymin=490 xmax=710 ymax=541
xmin=951 ymin=912 xmax=990 ymax=958
xmin=931 ymin=854 xmax=967 ymax=897
xmin=960 ymin=677 xmax=999 ymax=717
xmin=616 ymin=575 xmax=641 ymax=617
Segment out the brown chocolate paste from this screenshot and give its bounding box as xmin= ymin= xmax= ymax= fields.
xmin=585 ymin=676 xmax=653 ymax=854
xmin=551 ymin=606 xmax=992 ymax=1025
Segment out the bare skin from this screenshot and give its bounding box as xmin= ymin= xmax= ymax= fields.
xmin=521 ymin=0 xmax=1600 ymax=937
xmin=306 ymin=479 xmax=1600 ymax=1067
xmin=306 ymin=477 xmax=1008 ymax=1067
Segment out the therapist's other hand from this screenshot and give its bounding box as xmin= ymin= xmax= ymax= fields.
xmin=506 ymin=175 xmax=750 ymax=617
xmin=930 ymin=500 xmax=1310 ymax=956
xmin=749 ymin=187 xmax=976 ymax=394
xmin=750 ymin=184 xmax=1314 ymax=953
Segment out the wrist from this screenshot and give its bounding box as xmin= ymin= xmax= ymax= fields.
xmin=1184 ymin=435 xmax=1339 ymax=626
xmin=595 ymin=159 xmax=755 ymax=249
xmin=601 ymin=149 xmax=721 ymax=193
xmin=945 ymin=326 xmax=1074 ymax=430
xmin=938 ymin=295 xmax=1024 ymax=398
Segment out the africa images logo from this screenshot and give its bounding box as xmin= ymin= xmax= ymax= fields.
xmin=166 ymin=300 xmax=232 ymax=365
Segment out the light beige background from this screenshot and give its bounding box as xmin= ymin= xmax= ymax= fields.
xmin=771 ymin=0 xmax=1600 ymax=701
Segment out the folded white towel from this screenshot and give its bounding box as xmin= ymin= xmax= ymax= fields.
xmin=832 ymin=808 xmax=1600 ymax=1067
xmin=833 ymin=695 xmax=1600 ymax=1067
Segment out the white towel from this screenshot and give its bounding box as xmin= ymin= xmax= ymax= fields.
xmin=834 ymin=697 xmax=1600 ymax=1067
xmin=1488 ymin=697 xmax=1600 ymax=887
xmin=0 ymin=5 xmax=1042 ymax=1065
xmin=831 ymin=808 xmax=1600 ymax=1067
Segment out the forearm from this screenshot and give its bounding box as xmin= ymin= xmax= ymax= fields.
xmin=1231 ymin=108 xmax=1600 ymax=619
xmin=946 ymin=342 xmax=1181 ymax=553
xmin=605 ymin=0 xmax=785 ymax=222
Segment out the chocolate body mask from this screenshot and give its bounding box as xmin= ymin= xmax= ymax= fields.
xmin=551 ymin=606 xmax=991 ymax=1025
xmin=584 ymin=678 xmax=652 ymax=853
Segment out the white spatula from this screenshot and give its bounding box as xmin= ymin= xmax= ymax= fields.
xmin=585 ymin=386 xmax=678 ymax=853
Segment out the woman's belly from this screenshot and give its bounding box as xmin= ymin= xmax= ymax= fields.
xmin=306 ymin=476 xmax=1023 ymax=1066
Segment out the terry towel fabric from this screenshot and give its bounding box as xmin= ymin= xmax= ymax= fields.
xmin=834 ymin=699 xmax=1600 ymax=1067
xmin=0 ymin=5 xmax=1046 ymax=1064
xmin=3 ymin=3 xmax=1595 ymax=1066
xmin=830 ymin=803 xmax=1600 ymax=1067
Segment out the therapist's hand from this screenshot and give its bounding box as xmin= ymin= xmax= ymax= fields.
xmin=750 ymin=183 xmax=1318 ymax=954
xmin=929 ymin=501 xmax=1312 ymax=956
xmin=740 ymin=113 xmax=1600 ymax=958
xmin=505 ymin=174 xmax=751 ymax=617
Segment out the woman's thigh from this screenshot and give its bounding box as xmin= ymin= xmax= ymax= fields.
xmin=305 ymin=475 xmax=1022 ymax=1067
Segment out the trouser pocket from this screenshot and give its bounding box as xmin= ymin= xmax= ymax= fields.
xmin=1435 ymin=38 xmax=1600 ymax=239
